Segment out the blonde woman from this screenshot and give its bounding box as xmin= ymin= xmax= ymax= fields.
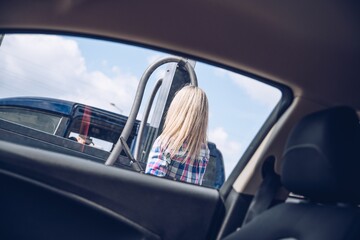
xmin=145 ymin=85 xmax=210 ymax=185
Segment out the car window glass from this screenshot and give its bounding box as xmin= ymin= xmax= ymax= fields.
xmin=0 ymin=33 xmax=281 ymax=188
xmin=0 ymin=107 xmax=62 ymax=134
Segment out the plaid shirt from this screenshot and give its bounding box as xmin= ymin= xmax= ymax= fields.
xmin=145 ymin=138 xmax=210 ymax=185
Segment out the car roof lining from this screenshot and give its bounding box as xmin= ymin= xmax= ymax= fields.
xmin=0 ymin=1 xmax=359 ymax=109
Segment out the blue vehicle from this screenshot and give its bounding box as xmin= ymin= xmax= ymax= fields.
xmin=0 ymin=96 xmax=140 ymax=167
xmin=0 ymin=96 xmax=225 ymax=188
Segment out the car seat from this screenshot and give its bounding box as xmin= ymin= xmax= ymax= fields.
xmin=223 ymin=106 xmax=360 ymax=240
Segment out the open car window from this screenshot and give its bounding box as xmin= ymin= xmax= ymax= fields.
xmin=0 ymin=33 xmax=283 ymax=189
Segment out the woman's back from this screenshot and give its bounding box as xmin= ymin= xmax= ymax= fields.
xmin=146 ymin=138 xmax=209 ymax=184
xmin=145 ymin=85 xmax=210 ymax=185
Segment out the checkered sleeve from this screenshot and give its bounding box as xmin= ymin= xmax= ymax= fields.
xmin=145 ymin=139 xmax=168 ymax=177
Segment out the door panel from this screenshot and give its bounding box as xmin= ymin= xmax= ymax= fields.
xmin=0 ymin=169 xmax=159 ymax=240
xmin=0 ymin=140 xmax=224 ymax=240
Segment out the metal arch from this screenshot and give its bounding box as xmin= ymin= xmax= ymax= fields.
xmin=105 ymin=56 xmax=197 ymax=166
xmin=133 ymin=78 xmax=163 ymax=161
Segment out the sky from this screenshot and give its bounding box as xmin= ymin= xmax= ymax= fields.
xmin=0 ymin=34 xmax=281 ymax=178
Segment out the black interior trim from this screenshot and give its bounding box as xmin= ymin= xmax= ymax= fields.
xmin=0 ymin=140 xmax=223 ymax=240
xmin=216 ymin=191 xmax=253 ymax=239
xmin=0 ymin=169 xmax=159 ymax=240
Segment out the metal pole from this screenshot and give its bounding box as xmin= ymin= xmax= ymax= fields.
xmin=133 ymin=78 xmax=163 ymax=161
xmin=105 ymin=56 xmax=197 ymax=166
xmin=0 ymin=35 xmax=4 ymax=47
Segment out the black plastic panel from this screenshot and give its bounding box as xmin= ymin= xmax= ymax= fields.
xmin=0 ymin=140 xmax=224 ymax=240
xmin=0 ymin=170 xmax=158 ymax=240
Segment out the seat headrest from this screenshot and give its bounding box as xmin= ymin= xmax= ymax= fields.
xmin=281 ymin=106 xmax=360 ymax=203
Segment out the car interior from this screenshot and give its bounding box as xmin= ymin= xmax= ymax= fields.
xmin=0 ymin=1 xmax=359 ymax=240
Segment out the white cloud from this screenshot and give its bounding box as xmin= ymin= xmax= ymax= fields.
xmin=147 ymin=54 xmax=165 ymax=65
xmin=213 ymin=67 xmax=227 ymax=78
xmin=230 ymin=73 xmax=281 ymax=107
xmin=0 ymin=34 xmax=139 ymax=115
xmin=209 ymin=127 xmax=243 ymax=177
xmin=214 ymin=67 xmax=282 ymax=108
xmin=101 ymin=59 xmax=108 ymax=66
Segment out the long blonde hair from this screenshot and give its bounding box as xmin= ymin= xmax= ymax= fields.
xmin=158 ymin=85 xmax=209 ymax=162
